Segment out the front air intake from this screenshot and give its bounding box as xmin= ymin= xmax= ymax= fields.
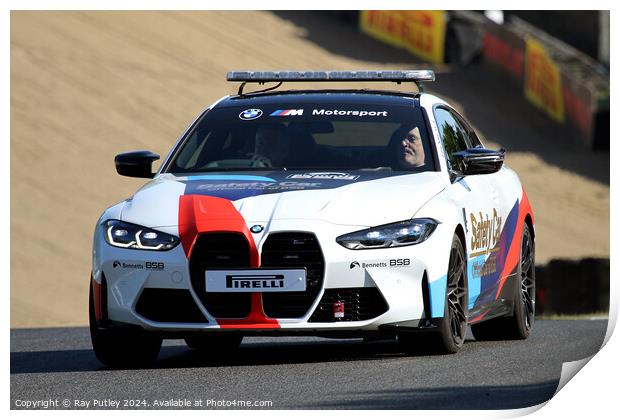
xmin=189 ymin=233 xmax=252 ymax=318
xmin=309 ymin=288 xmax=389 ymax=322
xmin=135 ymin=288 xmax=208 ymax=323
xmin=261 ymin=232 xmax=325 ymax=318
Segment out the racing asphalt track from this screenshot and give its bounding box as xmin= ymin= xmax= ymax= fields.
xmin=10 ymin=320 xmax=607 ymax=410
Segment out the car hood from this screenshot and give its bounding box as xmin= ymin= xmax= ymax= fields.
xmin=120 ymin=170 xmax=445 ymax=228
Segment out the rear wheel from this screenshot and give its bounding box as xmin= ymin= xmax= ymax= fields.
xmin=399 ymin=234 xmax=468 ymax=354
xmin=89 ymin=280 xmax=162 ymax=367
xmin=185 ymin=334 xmax=243 ymax=353
xmin=471 ymin=223 xmax=535 ymax=340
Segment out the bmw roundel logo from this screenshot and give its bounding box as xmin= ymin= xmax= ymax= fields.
xmin=250 ymin=225 xmax=264 ymax=233
xmin=239 ymin=108 xmax=263 ymax=121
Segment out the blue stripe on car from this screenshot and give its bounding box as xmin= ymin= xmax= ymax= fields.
xmin=429 ymin=274 xmax=447 ymax=318
xmin=185 ymin=175 xmax=277 ymax=182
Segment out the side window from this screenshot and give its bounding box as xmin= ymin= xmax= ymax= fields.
xmin=453 ymin=112 xmax=484 ymax=148
xmin=467 ymin=128 xmax=483 ymax=148
xmin=172 ymin=128 xmax=229 ymax=171
xmin=433 ymin=107 xmax=471 ymax=166
xmin=174 ymin=131 xmax=206 ymax=170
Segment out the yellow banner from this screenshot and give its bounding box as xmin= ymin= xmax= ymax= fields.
xmin=524 ymin=37 xmax=565 ymax=122
xmin=359 ymin=10 xmax=446 ymax=64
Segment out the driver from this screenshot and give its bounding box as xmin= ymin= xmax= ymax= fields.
xmin=252 ymin=124 xmax=290 ymax=167
xmin=389 ymin=124 xmax=426 ymax=169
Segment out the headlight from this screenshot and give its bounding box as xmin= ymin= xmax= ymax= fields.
xmin=336 ymin=218 xmax=438 ymax=250
xmin=104 ymin=220 xmax=180 ymax=251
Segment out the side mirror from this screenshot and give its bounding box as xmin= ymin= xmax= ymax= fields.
xmin=114 ymin=150 xmax=160 ymax=178
xmin=452 ymin=148 xmax=505 ymax=176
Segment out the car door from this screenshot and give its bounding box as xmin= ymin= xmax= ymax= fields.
xmin=433 ymin=106 xmax=500 ymax=317
xmin=453 ymin=110 xmax=525 ymax=317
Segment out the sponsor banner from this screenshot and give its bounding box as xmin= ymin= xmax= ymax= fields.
xmin=562 ymin=78 xmax=595 ymax=141
xmin=482 ymin=22 xmax=609 ymax=147
xmin=359 ymin=10 xmax=447 ymax=64
xmin=524 ymin=37 xmax=565 ymax=122
xmin=482 ymin=27 xmax=524 ymax=81
xmin=482 ymin=21 xmax=607 ymax=148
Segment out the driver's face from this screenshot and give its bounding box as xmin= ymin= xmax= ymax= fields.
xmin=255 ymin=127 xmax=288 ymax=164
xmin=397 ymin=127 xmax=425 ymax=168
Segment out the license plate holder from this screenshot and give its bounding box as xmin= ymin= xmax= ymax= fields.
xmin=205 ymin=269 xmax=306 ymax=293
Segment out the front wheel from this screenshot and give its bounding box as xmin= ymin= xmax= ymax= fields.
xmin=89 ymin=279 xmax=162 ymax=367
xmin=399 ymin=234 xmax=468 ymax=354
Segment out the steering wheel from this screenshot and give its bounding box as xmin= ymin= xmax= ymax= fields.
xmin=204 ymin=156 xmax=272 ymax=169
xmin=246 ymin=153 xmax=273 ymax=168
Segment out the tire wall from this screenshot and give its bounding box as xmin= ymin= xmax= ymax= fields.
xmin=535 ymin=258 xmax=609 ymax=315
xmin=482 ymin=17 xmax=610 ymax=151
xmin=358 ymin=11 xmax=448 ymax=64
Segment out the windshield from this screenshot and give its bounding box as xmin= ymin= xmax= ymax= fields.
xmin=165 ymin=101 xmax=435 ymax=174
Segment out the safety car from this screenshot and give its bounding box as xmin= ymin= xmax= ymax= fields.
xmin=90 ymin=70 xmax=535 ymax=366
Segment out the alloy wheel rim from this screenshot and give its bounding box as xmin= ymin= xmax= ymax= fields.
xmin=520 ymin=229 xmax=535 ymax=330
xmin=447 ymin=243 xmax=467 ymax=344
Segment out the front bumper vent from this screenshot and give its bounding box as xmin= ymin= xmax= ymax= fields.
xmin=309 ymin=287 xmax=389 ymax=322
xmin=135 ymin=288 xmax=208 ymax=323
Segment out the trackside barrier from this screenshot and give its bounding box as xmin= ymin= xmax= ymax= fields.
xmin=483 ymin=17 xmax=609 ymax=150
xmin=359 ymin=11 xmax=447 ymax=64
xmin=356 ymin=10 xmax=484 ymax=67
xmin=535 ymin=258 xmax=609 ymax=315
xmin=355 ymin=11 xmax=609 ymax=150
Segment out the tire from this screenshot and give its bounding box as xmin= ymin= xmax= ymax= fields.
xmin=399 ymin=234 xmax=468 ymax=354
xmin=444 ymin=27 xmax=462 ymax=66
xmin=471 ymin=223 xmax=535 ymax=340
xmin=184 ymin=334 xmax=243 ymax=353
xmin=89 ymin=280 xmax=162 ymax=368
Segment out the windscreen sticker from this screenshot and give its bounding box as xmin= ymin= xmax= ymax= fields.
xmin=239 ymin=109 xmax=263 ymax=120
xmin=183 ymin=175 xmax=276 ymax=182
xmin=312 ymin=109 xmax=388 ymax=117
xmin=286 ymin=172 xmax=360 ymax=180
xmin=270 ymin=109 xmax=304 ymax=116
xmin=181 ymin=171 xmax=402 ymax=200
xmin=185 ymin=181 xmax=334 ymax=201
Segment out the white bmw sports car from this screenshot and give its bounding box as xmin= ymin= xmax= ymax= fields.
xmin=90 ymin=70 xmax=535 ymax=366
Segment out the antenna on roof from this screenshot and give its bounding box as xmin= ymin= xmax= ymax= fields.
xmin=226 ymin=70 xmax=435 ymax=95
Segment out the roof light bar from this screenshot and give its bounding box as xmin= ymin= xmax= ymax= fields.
xmin=226 ymin=70 xmax=435 ymax=83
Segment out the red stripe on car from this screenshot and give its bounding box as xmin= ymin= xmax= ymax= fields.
xmin=178 ymin=194 xmax=279 ymax=328
xmin=495 ymin=189 xmax=534 ymax=299
xmin=92 ymin=274 xmax=103 ymax=322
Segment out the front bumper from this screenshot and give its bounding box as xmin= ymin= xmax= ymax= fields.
xmin=92 ymin=218 xmax=453 ymax=334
